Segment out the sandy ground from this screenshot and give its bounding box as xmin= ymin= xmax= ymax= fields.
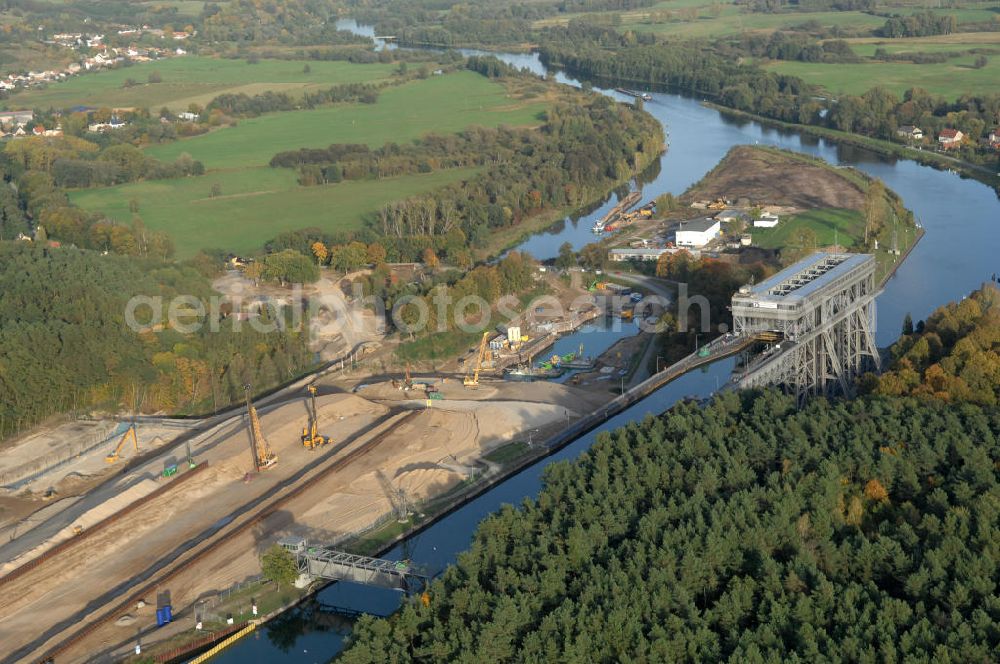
xmin=0 ymin=392 xmax=387 ymax=662
xmin=0 ymin=375 xmax=605 ymax=663
xmin=213 ymin=270 xmax=385 ymax=361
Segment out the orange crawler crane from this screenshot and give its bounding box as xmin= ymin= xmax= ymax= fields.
xmin=244 ymin=384 xmax=277 ymax=471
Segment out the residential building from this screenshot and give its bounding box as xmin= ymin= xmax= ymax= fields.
xmin=896 ymin=125 xmax=923 ymax=141
xmin=989 ymin=128 xmax=1000 ymax=149
xmin=938 ymin=128 xmax=964 ymax=148
xmin=675 ymin=217 xmax=721 ymax=248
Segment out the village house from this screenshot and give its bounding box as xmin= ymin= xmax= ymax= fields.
xmin=989 ymin=128 xmax=1000 ymax=150
xmin=938 ymin=128 xmax=964 ymax=149
xmin=896 ymin=125 xmax=924 ymax=141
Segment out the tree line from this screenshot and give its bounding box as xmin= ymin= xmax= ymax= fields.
xmin=871 ymin=283 xmax=1000 ymax=405
xmin=205 ymin=82 xmax=380 ymax=118
xmin=0 ymin=242 xmax=313 ymax=442
xmin=536 ymin=21 xmax=1000 ymax=161
xmin=342 ymin=387 xmax=999 ymax=662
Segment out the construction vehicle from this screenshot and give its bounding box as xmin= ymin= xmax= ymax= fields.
xmin=162 ymin=464 xmax=178 ymax=478
xmin=244 ymin=384 xmax=277 ymax=471
xmin=105 ymin=424 xmax=138 ymax=464
xmin=404 ymin=362 xmax=414 ymax=391
xmin=464 ymin=331 xmax=490 ymax=387
xmin=72 ymin=525 xmax=84 ymax=536
xmin=301 ymin=385 xmax=332 ymax=450
xmin=186 ymin=442 xmax=197 ymax=469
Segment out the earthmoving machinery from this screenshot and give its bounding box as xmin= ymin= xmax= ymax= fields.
xmin=404 ymin=362 xmax=414 ymax=391
xmin=301 ymin=385 xmax=332 ymax=450
xmin=244 ymin=384 xmax=277 ymax=471
xmin=464 ymin=331 xmax=490 ymax=387
xmin=105 ymin=424 xmax=138 ymax=464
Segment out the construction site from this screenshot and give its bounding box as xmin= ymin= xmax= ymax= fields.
xmin=0 ymin=273 xmax=627 ymax=663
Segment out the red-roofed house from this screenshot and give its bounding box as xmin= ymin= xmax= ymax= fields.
xmin=938 ymin=128 xmax=963 ymax=149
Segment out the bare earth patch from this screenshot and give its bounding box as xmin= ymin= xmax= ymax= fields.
xmin=681 ymin=145 xmax=866 ymax=211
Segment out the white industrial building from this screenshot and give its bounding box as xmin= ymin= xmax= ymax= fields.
xmin=675 ymin=217 xmax=721 ymax=248
xmin=753 ymin=212 xmax=780 ymax=228
xmin=608 ymin=247 xmax=668 ymax=262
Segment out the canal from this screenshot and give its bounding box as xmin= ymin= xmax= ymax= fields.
xmin=215 ymin=31 xmax=1000 ymax=664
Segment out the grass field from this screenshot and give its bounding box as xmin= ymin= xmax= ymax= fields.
xmin=766 ymin=54 xmax=1000 ymax=98
xmin=146 ymin=71 xmax=546 ymax=169
xmin=845 ymin=31 xmax=1000 ymax=56
xmin=751 ymin=208 xmax=865 ymax=250
xmin=71 ymin=167 xmax=479 ymax=258
xmin=619 ymin=7 xmax=887 ymax=38
xmin=72 ymin=71 xmax=546 ymax=256
xmin=2 ymin=57 xmax=396 ymax=112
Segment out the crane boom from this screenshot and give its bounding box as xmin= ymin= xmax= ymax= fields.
xmin=244 ymin=385 xmax=277 ymax=471
xmin=464 ymin=331 xmax=490 ymax=387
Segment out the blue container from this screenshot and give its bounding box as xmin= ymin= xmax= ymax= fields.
xmin=163 ymin=604 xmax=173 ymax=623
xmin=155 ymin=608 xmax=165 ymax=627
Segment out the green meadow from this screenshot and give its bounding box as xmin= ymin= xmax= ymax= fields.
xmin=766 ymin=54 xmax=1000 ymax=98
xmin=146 ymin=71 xmax=545 ymax=169
xmin=71 ymin=167 xmax=479 ymax=258
xmin=3 ymin=56 xmax=396 ymax=112
xmin=750 ymin=208 xmax=865 ymax=250
xmin=72 ymin=71 xmax=547 ymax=257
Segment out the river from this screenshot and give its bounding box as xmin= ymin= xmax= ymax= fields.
xmin=215 ymin=30 xmax=1000 ymax=664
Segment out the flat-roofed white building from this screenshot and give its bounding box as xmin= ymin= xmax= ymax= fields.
xmin=675 ymin=217 xmax=721 ymax=248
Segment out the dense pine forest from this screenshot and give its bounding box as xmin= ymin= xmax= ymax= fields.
xmin=0 ymin=243 xmax=313 ymax=440
xmin=341 ymin=286 xmax=1000 ymax=662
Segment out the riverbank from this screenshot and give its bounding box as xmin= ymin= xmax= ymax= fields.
xmin=704 ymin=102 xmax=1000 ymax=192
xmin=479 ymin=143 xmax=665 ymax=261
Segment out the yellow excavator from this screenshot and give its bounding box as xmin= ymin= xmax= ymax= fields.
xmin=464 ymin=331 xmax=490 ymax=387
xmin=244 ymin=384 xmax=277 ymax=471
xmin=105 ymin=424 xmax=138 ymax=464
xmin=301 ymin=385 xmax=332 ymax=450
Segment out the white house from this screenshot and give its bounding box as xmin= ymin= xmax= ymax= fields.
xmin=896 ymin=125 xmax=923 ymax=141
xmin=753 ymin=212 xmax=780 ymax=229
xmin=938 ymin=128 xmax=963 ymax=148
xmin=675 ymin=217 xmax=721 ymax=248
